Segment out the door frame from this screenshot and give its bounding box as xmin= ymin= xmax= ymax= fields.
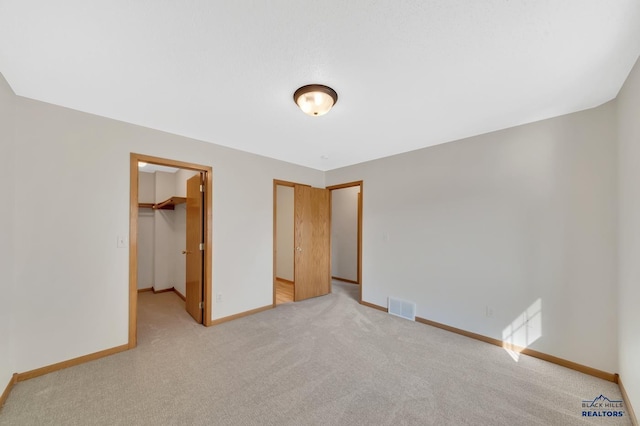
xmin=327 ymin=181 xmax=363 ymax=303
xmin=129 ymin=153 xmax=213 ymax=348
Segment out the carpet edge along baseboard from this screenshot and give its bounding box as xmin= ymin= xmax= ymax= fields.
xmin=359 ymin=299 xmax=618 ymax=383
xmin=618 ymin=378 xmax=639 ymax=426
xmin=209 ymin=304 xmax=273 ymax=326
xmin=16 ymin=344 xmax=129 ymax=382
xmin=0 ymin=373 xmax=17 ymax=408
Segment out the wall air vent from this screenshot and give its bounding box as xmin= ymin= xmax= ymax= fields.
xmin=388 ymin=297 xmax=416 ymax=321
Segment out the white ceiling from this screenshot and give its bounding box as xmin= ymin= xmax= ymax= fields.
xmin=1 ymin=1 xmax=639 ymax=171
xmin=138 ymin=163 xmax=180 ymax=174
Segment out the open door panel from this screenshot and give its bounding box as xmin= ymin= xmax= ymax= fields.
xmin=294 ymin=185 xmax=331 ymax=301
xmin=185 ymin=174 xmax=204 ymax=323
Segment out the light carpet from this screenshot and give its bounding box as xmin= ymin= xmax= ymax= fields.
xmin=0 ymin=282 xmax=630 ymax=425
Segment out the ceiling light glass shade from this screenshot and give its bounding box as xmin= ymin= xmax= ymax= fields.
xmin=293 ymin=84 xmax=338 ymax=116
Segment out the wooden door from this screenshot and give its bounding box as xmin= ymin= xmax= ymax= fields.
xmin=294 ymin=185 xmax=331 ymax=301
xmin=185 ymin=174 xmax=203 ymax=323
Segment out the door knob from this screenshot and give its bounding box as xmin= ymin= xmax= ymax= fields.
xmin=296 ymin=247 xmax=302 ymax=252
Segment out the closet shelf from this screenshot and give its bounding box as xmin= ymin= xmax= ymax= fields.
xmin=138 ymin=196 xmax=186 ymax=210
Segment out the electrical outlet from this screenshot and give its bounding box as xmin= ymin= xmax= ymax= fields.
xmin=117 ymin=235 xmax=128 ymax=248
xmin=485 ymin=306 xmax=494 ymax=318
xmin=216 ymin=294 xmax=222 ymax=302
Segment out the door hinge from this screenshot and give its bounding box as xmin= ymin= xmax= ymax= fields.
xmin=199 ymin=301 xmax=204 ymax=309
xmin=199 ymin=243 xmax=205 ymax=251
xmin=199 ymin=184 xmax=204 ymax=192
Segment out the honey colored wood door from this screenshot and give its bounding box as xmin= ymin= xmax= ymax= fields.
xmin=294 ymin=185 xmax=331 ymax=301
xmin=185 ymin=174 xmax=203 ymax=323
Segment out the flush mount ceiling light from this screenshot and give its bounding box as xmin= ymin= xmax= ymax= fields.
xmin=293 ymin=84 xmax=338 ymax=116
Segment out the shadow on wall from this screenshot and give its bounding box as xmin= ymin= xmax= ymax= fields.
xmin=502 ymin=298 xmax=543 ymax=361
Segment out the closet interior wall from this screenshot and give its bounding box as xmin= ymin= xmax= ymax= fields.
xmin=138 ymin=169 xmax=199 ymax=296
xmin=331 ymin=186 xmax=359 ymax=282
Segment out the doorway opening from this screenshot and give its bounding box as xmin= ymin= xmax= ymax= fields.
xmin=129 ymin=153 xmax=213 ymax=348
xmin=272 ymin=180 xmax=331 ymax=305
xmin=328 ymin=181 xmax=363 ymax=304
xmin=272 ymin=179 xmax=363 ymax=306
xmin=274 ymin=181 xmax=295 ymax=304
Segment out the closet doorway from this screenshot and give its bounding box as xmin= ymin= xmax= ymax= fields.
xmin=273 ymin=180 xmax=331 ymax=305
xmin=129 ymin=153 xmax=213 ymax=348
xmin=273 ymin=180 xmax=363 ymax=306
xmin=328 ymin=181 xmax=363 ymax=303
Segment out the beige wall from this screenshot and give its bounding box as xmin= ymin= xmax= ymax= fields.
xmin=137 ymin=171 xmax=155 ymax=290
xmin=0 ymin=74 xmax=16 ymax=390
xmin=9 ymin=92 xmax=323 ymax=373
xmin=153 ymin=172 xmax=178 ymax=290
xmin=617 ymin=55 xmax=640 ymax=413
xmin=154 ymin=171 xmax=175 ymax=204
xmin=327 ymin=102 xmax=619 ymax=374
xmin=137 ymin=209 xmax=155 ymax=290
xmin=174 ymin=169 xmax=199 ymax=197
xmin=138 ymin=171 xmax=155 ymax=204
